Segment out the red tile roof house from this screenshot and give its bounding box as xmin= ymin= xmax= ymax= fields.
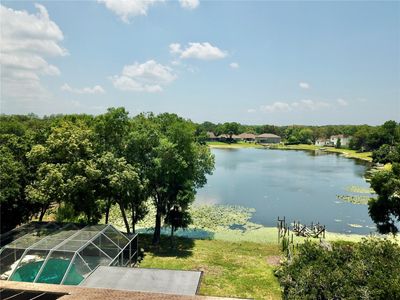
xmin=255 ymin=133 xmax=281 ymax=144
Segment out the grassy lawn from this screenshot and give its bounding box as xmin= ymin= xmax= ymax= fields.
xmin=139 ymin=234 xmax=282 ymax=300
xmin=323 ymin=147 xmax=372 ymax=162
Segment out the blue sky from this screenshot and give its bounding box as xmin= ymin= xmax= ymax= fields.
xmin=1 ymin=0 xmax=399 ymax=125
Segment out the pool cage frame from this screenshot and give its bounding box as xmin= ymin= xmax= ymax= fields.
xmin=0 ymin=223 xmax=138 ymax=285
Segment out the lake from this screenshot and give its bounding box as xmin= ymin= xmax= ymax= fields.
xmin=196 ymin=148 xmax=375 ymax=235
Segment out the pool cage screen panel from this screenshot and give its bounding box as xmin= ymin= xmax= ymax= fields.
xmin=0 ymin=223 xmax=138 ymax=285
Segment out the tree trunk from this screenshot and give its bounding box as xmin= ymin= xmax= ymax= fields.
xmin=170 ymin=225 xmax=174 ymax=248
xmin=105 ymin=200 xmax=111 ymax=224
xmin=131 ymin=206 xmax=136 ymax=234
xmin=38 ymin=204 xmax=48 ymax=222
xmin=118 ymin=201 xmax=130 ymax=234
xmin=152 ymin=207 xmax=162 ymax=245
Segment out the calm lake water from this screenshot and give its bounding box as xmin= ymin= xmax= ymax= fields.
xmin=196 ymin=148 xmax=375 ymax=235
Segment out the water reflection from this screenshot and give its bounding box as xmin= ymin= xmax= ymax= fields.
xmin=196 ymin=148 xmax=375 ymax=235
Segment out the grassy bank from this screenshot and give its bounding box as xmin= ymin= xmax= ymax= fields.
xmin=207 ymin=142 xmax=373 ymax=162
xmin=139 ymin=234 xmax=282 ymax=300
xmin=207 ymin=141 xmax=263 ymax=149
xmin=268 ymin=144 xmax=373 ymax=162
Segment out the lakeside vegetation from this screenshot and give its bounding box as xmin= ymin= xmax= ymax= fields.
xmin=276 ymin=238 xmax=400 ymax=299
xmin=106 ymin=203 xmax=376 ymax=244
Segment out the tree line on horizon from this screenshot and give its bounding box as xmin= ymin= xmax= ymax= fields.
xmin=0 ymin=108 xmax=214 ymax=245
xmin=196 ymin=120 xmax=399 ymax=150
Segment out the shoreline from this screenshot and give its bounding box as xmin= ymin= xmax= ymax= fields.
xmin=207 ymin=142 xmax=373 ymax=162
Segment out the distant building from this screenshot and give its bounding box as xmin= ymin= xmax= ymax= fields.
xmin=217 ymin=134 xmax=229 ymax=141
xmin=238 ymin=133 xmax=256 ymax=142
xmin=255 ymin=133 xmax=281 ymax=144
xmin=315 ymin=138 xmax=330 ymax=147
xmin=206 ymin=132 xmax=218 ymax=141
xmin=231 ymin=134 xmax=242 ymax=141
xmin=330 ymin=135 xmax=352 ymax=147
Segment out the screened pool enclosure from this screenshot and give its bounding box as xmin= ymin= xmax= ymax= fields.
xmin=0 ymin=223 xmax=138 ymax=285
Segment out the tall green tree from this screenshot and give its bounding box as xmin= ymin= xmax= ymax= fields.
xmin=369 ymin=146 xmax=400 ymax=234
xmin=144 ymin=113 xmax=215 ymax=244
xmin=222 ymin=122 xmax=241 ymax=141
xmin=94 ymin=107 xmax=130 ymax=156
xmin=25 ymin=163 xmax=64 ymax=221
xmin=97 ymin=152 xmax=143 ymax=233
xmin=0 ymin=146 xmax=33 ymax=233
xmin=27 ymin=121 xmax=103 ymax=223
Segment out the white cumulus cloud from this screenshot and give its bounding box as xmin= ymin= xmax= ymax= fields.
xmin=261 ymin=99 xmax=331 ymax=113
xmin=299 ymin=82 xmax=310 ymax=89
xmin=110 ymin=60 xmax=176 ymax=92
xmin=98 ymin=0 xmax=161 ymax=23
xmin=0 ymin=4 xmax=67 ymax=109
xmin=247 ymin=108 xmax=256 ymax=113
xmin=170 ymin=42 xmax=227 ymax=60
xmin=292 ymin=99 xmax=330 ymax=110
xmin=61 ymin=83 xmax=105 ymax=94
xmin=179 ymin=0 xmax=199 ymax=10
xmin=261 ymin=102 xmax=292 ymax=113
xmin=337 ymin=98 xmax=349 ymax=106
xmin=230 ymin=62 xmax=239 ymax=69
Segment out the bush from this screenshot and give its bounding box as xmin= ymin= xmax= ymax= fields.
xmin=276 ymin=238 xmax=400 ymax=299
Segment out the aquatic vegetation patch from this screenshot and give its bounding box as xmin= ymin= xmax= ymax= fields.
xmin=107 ymin=203 xmax=381 ymax=244
xmin=348 ymin=223 xmax=363 ymax=228
xmin=345 ymin=185 xmax=375 ymax=194
xmin=190 ymin=204 xmax=255 ymax=230
xmin=337 ymin=195 xmax=371 ymax=205
xmin=107 ymin=202 xmax=256 ymax=231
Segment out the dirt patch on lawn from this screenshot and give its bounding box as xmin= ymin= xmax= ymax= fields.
xmin=266 ymin=255 xmax=281 ymax=266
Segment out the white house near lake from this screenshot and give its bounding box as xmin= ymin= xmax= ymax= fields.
xmin=315 ymin=135 xmax=352 ymax=147
xmin=330 ymin=135 xmax=351 ymax=147
xmin=315 ymin=138 xmax=330 ymax=147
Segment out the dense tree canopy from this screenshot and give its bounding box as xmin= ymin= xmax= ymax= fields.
xmin=0 ymin=110 xmax=215 ymax=246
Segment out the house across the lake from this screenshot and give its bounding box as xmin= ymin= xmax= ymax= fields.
xmin=255 ymin=133 xmax=281 ymax=144
xmin=238 ymin=133 xmax=256 ymax=142
xmin=206 ymin=131 xmax=218 ymax=141
xmin=231 ymin=134 xmax=242 ymax=141
xmin=315 ymin=138 xmax=330 ymax=147
xmin=330 ymin=135 xmax=352 ymax=147
xmin=217 ymin=134 xmax=229 ymax=141
xmin=315 ymin=135 xmax=352 ymax=147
